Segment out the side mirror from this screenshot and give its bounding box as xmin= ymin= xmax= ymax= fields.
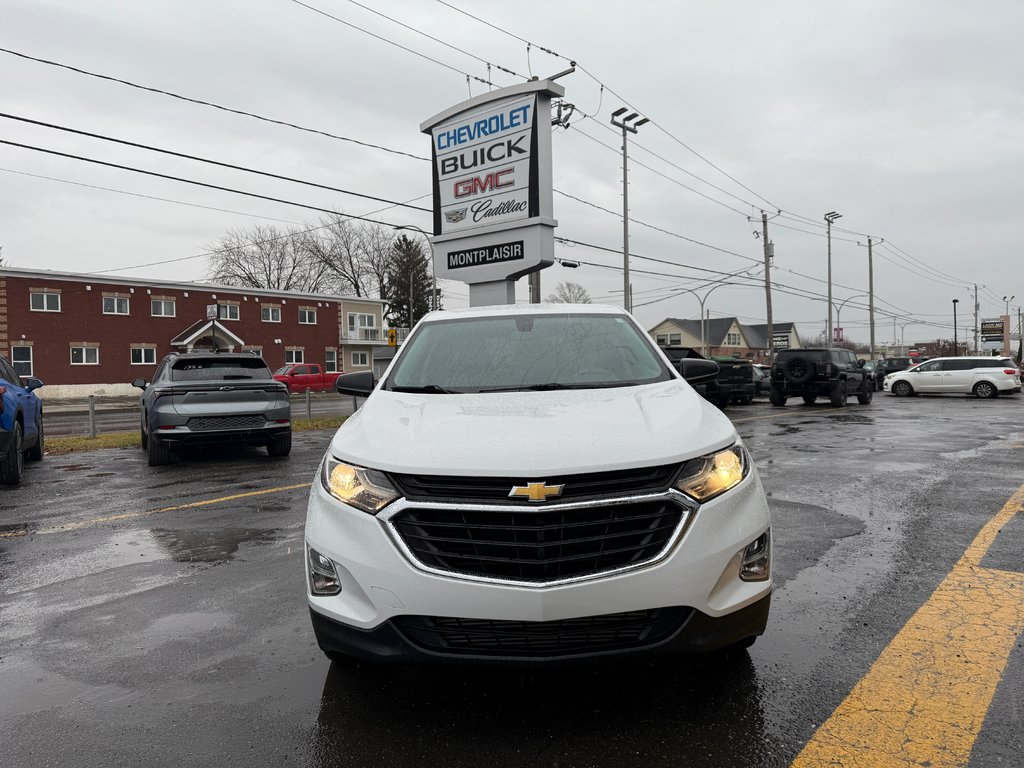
xmin=676 ymin=358 xmax=720 ymax=385
xmin=25 ymin=377 xmax=44 ymax=391
xmin=857 ymin=359 xmax=865 ymax=367
xmin=336 ymin=370 xmax=375 ymax=397
xmin=131 ymin=378 xmax=148 ymax=390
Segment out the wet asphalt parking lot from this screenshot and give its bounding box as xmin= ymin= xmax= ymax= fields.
xmin=2 ymin=393 xmax=1023 ymax=767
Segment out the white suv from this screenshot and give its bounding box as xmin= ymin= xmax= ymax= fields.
xmin=305 ymin=304 xmax=771 ymax=663
xmin=883 ymin=356 xmax=1022 ymax=398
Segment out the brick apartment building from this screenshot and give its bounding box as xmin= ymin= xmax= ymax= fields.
xmin=0 ymin=267 xmax=389 ymax=397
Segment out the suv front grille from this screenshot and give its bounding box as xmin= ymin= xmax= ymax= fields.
xmin=389 ymin=499 xmax=686 ymax=583
xmin=188 ymin=415 xmax=266 ymax=431
xmin=392 ymin=608 xmax=691 ymax=658
xmin=389 ymin=464 xmax=680 ymax=502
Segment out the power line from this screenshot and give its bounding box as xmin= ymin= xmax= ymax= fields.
xmin=0 ymin=46 xmax=429 ymax=161
xmin=0 ymin=166 xmax=303 ymax=225
xmin=553 ymin=189 xmax=761 ymax=264
xmin=0 ymin=112 xmax=432 ymax=212
xmin=341 ymin=0 xmax=526 ymax=80
xmin=0 ymin=138 xmax=429 ymax=229
xmin=288 ymin=0 xmax=497 ymax=88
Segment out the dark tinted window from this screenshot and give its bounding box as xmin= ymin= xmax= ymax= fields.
xmin=942 ymin=359 xmax=974 ymax=371
xmin=293 ymin=365 xmax=308 ymax=375
xmin=309 ymin=365 xmax=320 ymax=374
xmin=170 ymin=357 xmax=271 ymax=381
xmin=389 ymin=313 xmax=671 ymax=393
xmin=916 ymin=361 xmax=942 ymax=372
xmin=0 ymin=358 xmax=21 ymax=386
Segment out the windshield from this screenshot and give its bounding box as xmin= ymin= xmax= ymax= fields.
xmin=387 ymin=313 xmax=672 ymax=393
xmin=170 ymin=357 xmax=272 ymax=382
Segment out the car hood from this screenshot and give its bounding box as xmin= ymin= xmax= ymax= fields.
xmin=328 ymin=380 xmax=736 ymax=476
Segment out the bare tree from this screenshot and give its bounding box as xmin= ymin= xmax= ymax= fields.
xmin=301 ymin=214 xmax=394 ymax=298
xmin=0 ymin=245 xmax=5 ymax=266
xmin=547 ymin=281 xmax=592 ymax=304
xmin=207 ymin=225 xmax=334 ymax=292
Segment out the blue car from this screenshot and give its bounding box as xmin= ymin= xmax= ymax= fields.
xmin=0 ymin=355 xmax=44 ymax=484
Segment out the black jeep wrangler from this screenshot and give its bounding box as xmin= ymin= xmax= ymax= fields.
xmin=770 ymin=348 xmax=873 ymax=407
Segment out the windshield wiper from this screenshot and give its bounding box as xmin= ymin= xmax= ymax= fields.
xmin=390 ymin=384 xmax=458 ymax=394
xmin=477 ymin=382 xmax=618 ymax=393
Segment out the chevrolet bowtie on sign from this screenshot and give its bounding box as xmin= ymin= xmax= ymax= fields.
xmin=508 ymin=481 xmax=565 ymax=502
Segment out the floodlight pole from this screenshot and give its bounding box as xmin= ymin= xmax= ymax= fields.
xmin=611 ymin=108 xmax=649 ymax=313
xmin=825 ymin=211 xmax=842 ymax=344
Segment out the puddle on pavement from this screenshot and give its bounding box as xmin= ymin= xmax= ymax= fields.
xmin=825 ymin=414 xmax=874 ymax=425
xmin=150 ymin=527 xmax=279 ymax=563
xmin=58 ymin=463 xmax=94 ymax=472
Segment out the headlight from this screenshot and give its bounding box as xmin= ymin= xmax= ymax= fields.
xmin=321 ymin=457 xmax=400 ymax=513
xmin=674 ymin=445 xmax=749 ymax=502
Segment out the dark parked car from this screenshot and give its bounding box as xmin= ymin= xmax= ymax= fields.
xmin=860 ymin=360 xmax=886 ymax=391
xmin=659 ymin=347 xmax=752 ymax=408
xmin=877 ymin=357 xmax=916 ymax=378
xmin=133 ymin=352 xmax=292 ymax=466
xmin=751 ymin=364 xmax=771 ymax=398
xmin=769 ymin=348 xmax=873 ymax=407
xmin=0 ymin=354 xmax=44 ymax=484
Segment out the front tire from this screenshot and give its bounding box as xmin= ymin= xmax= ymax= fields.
xmin=892 ymin=380 xmax=914 ymax=397
xmin=802 ymin=395 xmax=817 ymax=405
xmin=973 ymin=381 xmax=998 ymax=399
xmin=830 ymin=381 xmax=848 ymax=407
xmin=26 ymin=418 xmax=44 ymax=461
xmin=769 ymin=384 xmax=787 ymax=407
xmin=857 ymin=380 xmax=874 ymax=405
xmin=1 ymin=422 xmax=24 ymax=484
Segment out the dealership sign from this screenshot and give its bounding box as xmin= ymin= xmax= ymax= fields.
xmin=433 ymin=95 xmax=535 ymax=236
xmin=772 ymin=332 xmax=790 ymax=349
xmin=422 ymin=80 xmax=563 ymax=304
xmin=981 ymin=319 xmax=1004 ymax=342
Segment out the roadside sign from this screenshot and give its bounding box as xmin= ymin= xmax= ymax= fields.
xmin=772 ymin=332 xmax=790 ymax=349
xmin=981 ymin=319 xmax=1004 ymax=342
xmin=833 ymin=327 xmax=844 ymax=343
xmin=387 ymin=329 xmax=398 ymax=346
xmin=206 ymin=304 xmax=218 ymax=319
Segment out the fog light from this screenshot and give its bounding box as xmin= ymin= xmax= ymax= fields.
xmin=740 ymin=530 xmax=771 ymax=582
xmin=308 ymin=546 xmax=341 ymax=595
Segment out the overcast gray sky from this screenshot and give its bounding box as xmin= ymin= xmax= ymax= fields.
xmin=2 ymin=0 xmax=1022 ymax=345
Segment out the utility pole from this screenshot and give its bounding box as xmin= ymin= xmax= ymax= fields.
xmin=973 ymin=284 xmax=979 ymax=354
xmin=529 ymin=272 xmax=541 ymax=304
xmin=409 ymin=272 xmax=414 ymax=326
xmin=825 ymin=211 xmax=842 ymax=344
xmin=611 ymin=108 xmax=649 ymax=313
xmin=952 ymin=299 xmax=960 ymax=356
xmin=762 ymin=212 xmax=774 ymax=363
xmin=867 ymin=237 xmax=876 ymax=358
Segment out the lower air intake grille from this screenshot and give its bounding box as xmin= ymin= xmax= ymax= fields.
xmin=188 ymin=415 xmax=266 ymax=431
xmin=390 ymin=500 xmax=685 ymax=583
xmin=393 ymin=608 xmax=691 ymax=658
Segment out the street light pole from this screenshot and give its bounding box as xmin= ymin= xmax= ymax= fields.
xmin=825 ymin=211 xmax=842 ymax=344
xmin=833 ymin=293 xmax=868 ymax=342
xmin=953 ymin=298 xmax=960 ymax=356
xmin=611 ymin=107 xmax=649 ymax=313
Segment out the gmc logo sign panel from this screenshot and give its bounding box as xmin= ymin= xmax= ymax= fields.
xmin=431 ymin=94 xmax=537 ymax=236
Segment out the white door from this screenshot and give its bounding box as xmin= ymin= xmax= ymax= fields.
xmin=940 ymin=359 xmax=976 ymax=392
xmin=910 ymin=360 xmax=944 ymax=392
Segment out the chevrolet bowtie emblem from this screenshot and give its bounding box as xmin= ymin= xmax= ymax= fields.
xmin=509 ymin=481 xmax=565 ymax=502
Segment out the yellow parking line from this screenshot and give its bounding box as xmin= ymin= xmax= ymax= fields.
xmin=0 ymin=529 xmax=29 ymax=539
xmin=31 ymin=482 xmax=312 ymax=535
xmin=792 ymin=482 xmax=1024 ymax=768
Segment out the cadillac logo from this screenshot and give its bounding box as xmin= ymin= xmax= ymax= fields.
xmin=508 ymin=481 xmax=565 ymax=502
xmin=444 ymin=208 xmax=468 ymax=223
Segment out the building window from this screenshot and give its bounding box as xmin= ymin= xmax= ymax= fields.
xmin=218 ymin=304 xmax=240 ymax=320
xmin=70 ymin=346 xmax=99 ymax=365
xmin=130 ymin=348 xmax=157 ymax=365
xmin=347 ymin=313 xmax=377 ymax=340
xmin=151 ymin=299 xmax=176 ymax=317
xmin=11 ymin=346 xmax=32 ymax=377
xmin=261 ymin=306 xmax=282 ymax=323
xmin=285 ymin=349 xmax=304 ymax=364
xmin=655 ymin=334 xmax=668 ymax=346
xmin=30 ymin=292 xmax=61 ymax=312
xmin=351 ymin=351 xmax=368 ymax=367
xmin=668 ymin=333 xmax=681 ymax=346
xmin=324 ymin=349 xmax=337 ymax=372
xmin=102 ymin=296 xmax=130 ymax=315
xmin=298 ymin=309 xmax=317 ymax=325
xmin=726 ymin=332 xmax=741 ymax=346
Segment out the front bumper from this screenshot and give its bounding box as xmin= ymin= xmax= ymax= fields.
xmin=305 ymin=467 xmax=772 ymax=661
xmin=309 ymin=594 xmax=771 ymax=664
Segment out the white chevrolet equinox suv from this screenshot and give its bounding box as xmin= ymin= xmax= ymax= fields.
xmin=305 ymin=304 xmax=772 ymax=663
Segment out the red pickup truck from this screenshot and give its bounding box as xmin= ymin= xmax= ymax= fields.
xmin=273 ymin=363 xmax=342 ymax=393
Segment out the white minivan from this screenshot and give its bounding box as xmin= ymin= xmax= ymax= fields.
xmin=883 ymin=356 xmax=1022 ymax=398
xmin=304 ymin=304 xmax=772 ymax=663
